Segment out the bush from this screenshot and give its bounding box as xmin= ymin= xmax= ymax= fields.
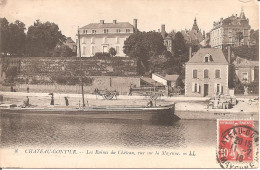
xmin=5 ymin=66 xmax=17 ymax=78
xmin=94 ymin=52 xmax=110 ymax=59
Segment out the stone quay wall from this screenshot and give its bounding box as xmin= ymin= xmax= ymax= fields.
xmin=0 ymin=57 xmax=139 ymax=94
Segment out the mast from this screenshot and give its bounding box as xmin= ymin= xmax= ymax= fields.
xmin=78 ymin=27 xmax=85 ymax=107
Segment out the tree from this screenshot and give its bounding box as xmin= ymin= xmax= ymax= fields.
xmin=0 ymin=18 xmax=26 ymax=56
xmin=109 ymin=47 xmax=117 ymax=57
xmin=123 ymin=31 xmax=166 ymax=75
xmin=7 ymin=20 xmax=26 ymax=56
xmin=26 ymin=20 xmax=66 ymax=57
xmin=170 ymin=32 xmax=187 ymax=74
xmin=52 ymin=45 xmax=73 ymax=57
xmin=0 ymin=18 xmax=9 ymax=55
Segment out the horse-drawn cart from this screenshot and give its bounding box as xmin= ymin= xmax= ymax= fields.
xmin=94 ymin=89 xmax=119 ymax=100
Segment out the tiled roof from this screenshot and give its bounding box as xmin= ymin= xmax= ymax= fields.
xmin=165 ymin=74 xmax=179 ymax=82
xmin=187 ymin=48 xmax=228 ymax=64
xmin=233 ymin=57 xmax=259 ymax=67
xmin=81 ymin=22 xmax=133 ymax=29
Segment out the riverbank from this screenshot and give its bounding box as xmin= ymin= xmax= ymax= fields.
xmin=0 ymin=91 xmax=258 ymax=120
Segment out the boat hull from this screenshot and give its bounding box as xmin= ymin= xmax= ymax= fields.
xmin=0 ymin=104 xmax=179 ymax=124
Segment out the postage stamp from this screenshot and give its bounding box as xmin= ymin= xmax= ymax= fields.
xmin=217 ymin=120 xmax=259 ymax=168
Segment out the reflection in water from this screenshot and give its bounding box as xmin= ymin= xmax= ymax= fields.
xmin=1 ymin=112 xmax=252 ymax=149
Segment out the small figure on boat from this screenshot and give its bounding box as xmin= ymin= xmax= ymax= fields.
xmin=23 ymin=96 xmax=30 ymax=108
xmin=11 ymin=86 xmax=13 ymax=92
xmin=64 ymin=97 xmax=69 ymax=106
xmin=49 ymin=93 xmax=54 ymax=105
xmin=147 ymin=100 xmax=153 ymax=107
xmin=27 ymin=86 xmax=30 ymax=93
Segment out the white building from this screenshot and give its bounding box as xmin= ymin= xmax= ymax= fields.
xmin=77 ymin=19 xmax=137 ymax=57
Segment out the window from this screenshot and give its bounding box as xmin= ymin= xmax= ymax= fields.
xmin=204 ymin=69 xmax=209 ymax=78
xmin=82 ymin=37 xmax=86 ymax=44
xmin=205 ymin=56 xmax=209 ymax=62
xmin=115 ymin=37 xmax=119 ymax=44
xmin=91 ymin=37 xmax=95 ymax=43
xmin=91 ymin=46 xmax=95 ymax=55
xmin=116 ymin=29 xmax=121 ymax=33
xmin=92 ymin=30 xmax=96 ymax=34
xmin=193 ymin=69 xmax=198 ymax=78
xmin=85 ymin=30 xmax=87 ymax=34
xmin=83 ymin=30 xmax=85 ymax=34
xmin=192 ymin=83 xmax=200 ymax=93
xmin=82 ymin=46 xmax=86 ymax=55
xmin=103 ymin=37 xmax=107 ymax=43
xmin=215 ymin=84 xmax=222 ymax=94
xmin=116 ymin=46 xmax=119 ymax=54
xmin=215 ymin=69 xmax=220 ymax=78
xmin=126 ymin=29 xmax=130 ymax=33
xmin=242 ymin=72 xmax=248 ymax=81
xmin=104 ymin=29 xmax=109 ymax=33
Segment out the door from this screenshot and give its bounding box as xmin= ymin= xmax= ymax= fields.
xmin=204 ymin=84 xmax=209 ymax=97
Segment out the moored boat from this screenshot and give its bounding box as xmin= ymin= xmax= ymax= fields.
xmin=0 ymin=103 xmax=179 ymax=124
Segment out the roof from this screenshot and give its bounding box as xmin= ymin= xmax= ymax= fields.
xmin=152 ymin=73 xmax=179 ymax=82
xmin=140 ymin=77 xmax=164 ymax=87
xmin=81 ymin=22 xmax=133 ymax=29
xmin=186 ymin=48 xmax=228 ymax=64
xmin=233 ymin=57 xmax=259 ymax=67
xmin=165 ymin=74 xmax=179 ymax=82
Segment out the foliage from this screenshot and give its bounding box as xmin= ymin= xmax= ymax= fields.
xmin=167 ymin=32 xmax=200 ymax=74
xmin=0 ymin=18 xmax=26 ymax=56
xmin=52 ymin=45 xmax=73 ymax=57
xmin=248 ymin=82 xmax=259 ymax=94
xmin=109 ymin=47 xmax=117 ymax=57
xmin=232 ymin=45 xmax=259 ymax=61
xmin=26 ymin=20 xmax=66 ymax=57
xmin=5 ymin=66 xmax=18 ymax=82
xmin=123 ymin=31 xmax=166 ymax=75
xmin=94 ymin=52 xmax=110 ymax=58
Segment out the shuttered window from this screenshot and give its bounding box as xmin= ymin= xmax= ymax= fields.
xmin=204 ymin=69 xmax=209 ymax=78
xmin=193 ymin=69 xmax=198 ymax=78
xmin=192 ymin=83 xmax=200 ymax=93
xmin=215 ymin=69 xmax=220 ymax=78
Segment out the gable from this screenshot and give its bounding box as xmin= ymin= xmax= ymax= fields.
xmin=187 ymin=48 xmax=228 ymax=64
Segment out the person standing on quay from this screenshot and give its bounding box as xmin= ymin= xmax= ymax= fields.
xmin=50 ymin=93 xmax=54 ymax=105
xmin=64 ymin=97 xmax=69 ymax=106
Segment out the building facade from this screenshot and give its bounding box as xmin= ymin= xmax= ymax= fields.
xmin=78 ymin=19 xmax=137 ymax=57
xmin=163 ymin=18 xmax=204 ymax=54
xmin=64 ymin=37 xmax=77 ymax=53
xmin=233 ymin=56 xmax=259 ymax=84
xmin=185 ymin=48 xmax=229 ymax=97
xmin=210 ymin=9 xmax=251 ymax=49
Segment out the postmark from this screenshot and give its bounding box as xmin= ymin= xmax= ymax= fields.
xmin=217 ymin=120 xmax=259 ymax=169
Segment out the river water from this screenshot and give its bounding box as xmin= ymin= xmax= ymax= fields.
xmin=0 ymin=112 xmax=258 ymax=149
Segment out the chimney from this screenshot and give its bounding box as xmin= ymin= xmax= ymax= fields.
xmin=189 ymin=46 xmax=192 ymax=60
xmin=100 ymin=20 xmax=104 ymax=24
xmin=113 ymin=20 xmax=117 ymax=24
xmin=228 ymin=46 xmax=231 ymax=63
xmin=133 ymin=19 xmax=137 ymax=32
xmin=161 ymin=24 xmax=166 ymax=39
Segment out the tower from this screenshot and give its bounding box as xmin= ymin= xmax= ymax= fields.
xmin=192 ymin=17 xmax=199 ymax=32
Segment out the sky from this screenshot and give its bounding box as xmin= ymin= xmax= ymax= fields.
xmin=0 ymin=0 xmax=259 ymax=41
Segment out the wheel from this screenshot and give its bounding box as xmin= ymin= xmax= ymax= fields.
xmin=104 ymin=91 xmax=114 ymax=100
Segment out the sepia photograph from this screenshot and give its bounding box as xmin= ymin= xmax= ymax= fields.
xmin=0 ymin=0 xmax=259 ymax=168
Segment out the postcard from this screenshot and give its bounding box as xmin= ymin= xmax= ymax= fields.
xmin=0 ymin=0 xmax=259 ymax=168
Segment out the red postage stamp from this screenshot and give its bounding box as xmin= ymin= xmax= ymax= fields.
xmin=217 ymin=120 xmax=259 ymax=168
